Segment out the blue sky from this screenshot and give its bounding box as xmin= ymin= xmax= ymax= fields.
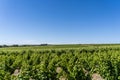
xmin=0 ymin=0 xmax=120 ymax=44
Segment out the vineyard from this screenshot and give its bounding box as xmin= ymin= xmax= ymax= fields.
xmin=1 ymin=44 xmax=120 ymax=80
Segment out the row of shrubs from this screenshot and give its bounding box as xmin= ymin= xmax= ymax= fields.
xmin=1 ymin=47 xmax=120 ymax=80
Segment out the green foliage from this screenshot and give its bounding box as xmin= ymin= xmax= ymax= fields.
xmin=1 ymin=45 xmax=120 ymax=80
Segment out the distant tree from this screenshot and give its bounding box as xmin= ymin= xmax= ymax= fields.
xmin=0 ymin=45 xmax=2 ymax=48
xmin=12 ymin=45 xmax=19 ymax=47
xmin=3 ymin=45 xmax=8 ymax=47
xmin=41 ymin=44 xmax=48 ymax=46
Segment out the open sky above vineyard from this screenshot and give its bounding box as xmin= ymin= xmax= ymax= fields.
xmin=0 ymin=0 xmax=120 ymax=44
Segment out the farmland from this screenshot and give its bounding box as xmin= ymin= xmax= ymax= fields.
xmin=1 ymin=44 xmax=120 ymax=80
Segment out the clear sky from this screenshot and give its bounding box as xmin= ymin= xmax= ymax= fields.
xmin=0 ymin=0 xmax=120 ymax=44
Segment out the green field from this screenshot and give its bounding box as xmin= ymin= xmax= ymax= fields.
xmin=1 ymin=44 xmax=120 ymax=80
